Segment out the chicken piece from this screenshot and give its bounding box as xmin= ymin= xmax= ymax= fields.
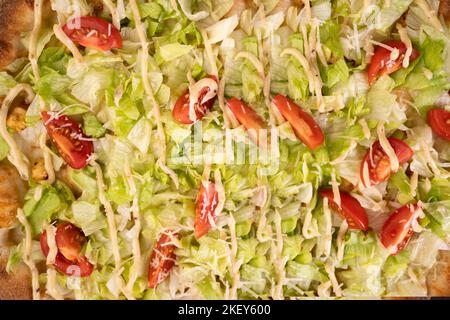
xmin=31 ymin=158 xmax=48 ymax=181
xmin=0 ymin=161 xmax=24 ymax=228
xmin=6 ymin=107 xmax=27 ymax=132
xmin=0 ymin=247 xmax=32 ymax=299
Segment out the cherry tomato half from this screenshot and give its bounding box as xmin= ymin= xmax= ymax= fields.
xmin=148 ymin=231 xmax=178 ymax=288
xmin=194 ymin=181 xmax=219 ymax=239
xmin=381 ymin=204 xmax=419 ymax=255
xmin=41 ymin=112 xmax=94 ymax=170
xmin=272 ymin=95 xmax=324 ymax=150
xmin=172 ymin=76 xmax=218 ymax=124
xmin=320 ymin=189 xmax=369 ymax=230
xmin=427 ymin=108 xmax=450 ymax=141
xmin=360 ymin=137 xmax=413 ymax=187
xmin=367 ymin=40 xmax=420 ymax=86
xmin=62 ymin=16 xmax=122 ymax=51
xmin=40 ymin=222 xmax=94 ymax=277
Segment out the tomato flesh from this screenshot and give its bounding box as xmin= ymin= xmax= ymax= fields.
xmin=195 ymin=181 xmax=219 ymax=239
xmin=360 ymin=137 xmax=413 ymax=187
xmin=148 ymin=232 xmax=177 ymax=288
xmin=63 ymin=16 xmax=122 ymax=51
xmin=172 ymin=76 xmax=218 ymax=124
xmin=427 ymin=108 xmax=450 ymax=141
xmin=226 ymin=98 xmax=268 ymax=144
xmin=41 ymin=112 xmax=93 ymax=170
xmin=40 ymin=222 xmax=94 ymax=277
xmin=272 ymin=95 xmax=324 ymax=149
xmin=368 ymin=40 xmax=420 ymax=85
xmin=320 ymin=189 xmax=369 ymax=230
xmin=381 ymin=204 xmax=419 ymax=255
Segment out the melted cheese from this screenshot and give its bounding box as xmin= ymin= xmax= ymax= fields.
xmin=330 ymin=170 xmax=341 ymax=208
xmin=53 ymin=24 xmax=83 ymax=62
xmin=17 ymin=209 xmax=40 ymax=300
xmin=29 ymin=0 xmax=43 ymax=80
xmin=325 ymin=261 xmax=342 ymax=297
xmin=272 ymin=210 xmax=286 ymax=300
xmin=91 ymin=159 xmax=133 ymax=299
xmin=124 ymin=160 xmax=142 ymax=296
xmin=129 ymin=0 xmax=179 ymax=188
xmin=188 ymin=78 xmax=218 ymax=122
xmin=47 ymin=267 xmax=64 ymax=300
xmin=336 ymin=219 xmax=348 ymax=262
xmin=39 ymin=131 xmax=56 ymax=184
xmin=201 ymin=30 xmax=218 ymax=77
xmin=397 ymin=23 xmax=413 ymax=68
xmin=281 ymin=48 xmax=315 ymax=93
xmin=102 ymin=0 xmax=121 ymax=29
xmin=227 ymin=214 xmax=240 ymax=300
xmin=45 ymin=224 xmax=58 ymax=265
xmin=0 ymin=84 xmax=34 ymax=180
xmin=377 ymin=122 xmax=399 ymax=172
xmin=322 ymin=198 xmax=332 ymax=257
xmin=359 ymin=118 xmax=371 ymax=139
xmin=235 ymin=51 xmax=265 ymax=80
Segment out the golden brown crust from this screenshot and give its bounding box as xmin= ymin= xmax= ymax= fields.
xmin=0 ymin=247 xmax=32 ymax=300
xmin=0 ymin=0 xmax=36 ymax=70
xmin=0 ymin=161 xmax=23 ymax=228
xmin=427 ymin=250 xmax=450 ymax=297
xmin=439 ymin=0 xmax=450 ymax=23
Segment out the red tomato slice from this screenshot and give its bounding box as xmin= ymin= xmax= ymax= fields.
xmin=272 ymin=95 xmax=324 ymax=150
xmin=148 ymin=232 xmax=177 ymax=288
xmin=360 ymin=137 xmax=413 ymax=187
xmin=62 ymin=16 xmax=122 ymax=51
xmin=172 ymin=76 xmax=218 ymax=124
xmin=194 ymin=181 xmax=219 ymax=239
xmin=427 ymin=108 xmax=450 ymax=141
xmin=40 ymin=222 xmax=94 ymax=277
xmin=381 ymin=204 xmax=419 ymax=255
xmin=41 ymin=112 xmax=94 ymax=170
xmin=367 ymin=40 xmax=420 ymax=85
xmin=319 ymin=189 xmax=369 ymax=231
xmin=226 ymin=98 xmax=268 ymax=144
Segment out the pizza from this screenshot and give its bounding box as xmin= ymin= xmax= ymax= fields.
xmin=0 ymin=0 xmax=449 ymax=300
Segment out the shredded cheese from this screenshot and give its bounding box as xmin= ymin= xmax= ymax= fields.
xmin=53 ymin=24 xmax=84 ymax=62
xmin=17 ymin=209 xmax=40 ymax=300
xmin=0 ymin=84 xmax=34 ymax=180
xmin=397 ymin=23 xmax=413 ymax=68
xmin=377 ymin=122 xmax=399 ymax=172
xmin=281 ymin=48 xmax=315 ymax=93
xmin=359 ymin=118 xmax=371 ymax=139
xmin=124 ymin=160 xmax=142 ymax=297
xmin=39 ymin=131 xmax=56 ymax=184
xmin=322 ymin=198 xmax=332 ymax=257
xmin=330 ymin=170 xmax=341 ymax=208
xmin=102 ymin=0 xmax=121 ymax=30
xmin=336 ymin=219 xmax=348 ymax=262
xmin=325 ymin=261 xmax=342 ymax=297
xmin=200 ymin=30 xmax=218 ymax=78
xmin=227 ymin=214 xmax=240 ymax=300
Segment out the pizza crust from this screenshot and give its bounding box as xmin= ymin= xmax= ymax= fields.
xmin=0 ymin=0 xmax=448 ymax=300
xmin=0 ymin=0 xmax=35 ymax=70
